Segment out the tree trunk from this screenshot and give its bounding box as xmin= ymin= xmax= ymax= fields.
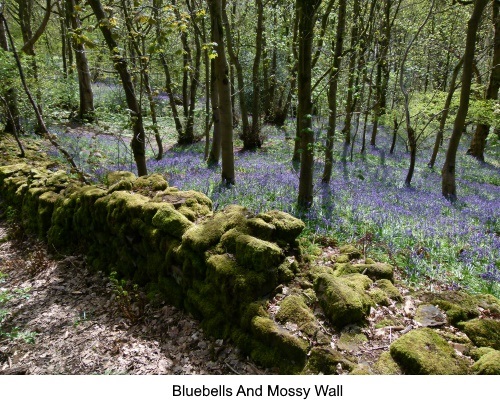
xmin=247 ymin=0 xmax=264 ymax=149
xmin=208 ymin=56 xmax=221 ymax=164
xmin=222 ymin=5 xmax=250 ymax=142
xmin=67 ymin=0 xmax=94 ymax=122
xmin=370 ymin=0 xmax=395 ymax=147
xmin=467 ymin=1 xmax=499 ymax=161
xmin=428 ymin=56 xmax=463 ymax=168
xmin=341 ymin=0 xmax=360 ymax=148
xmin=297 ymin=0 xmax=321 ymax=209
xmin=322 ymin=0 xmax=346 ymax=184
xmin=87 ymin=0 xmax=147 ymax=176
xmin=209 ymin=0 xmax=234 ymax=185
xmin=442 ymin=0 xmax=489 ymax=200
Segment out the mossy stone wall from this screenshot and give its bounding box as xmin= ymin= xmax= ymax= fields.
xmin=0 ymin=147 xmax=308 ymax=373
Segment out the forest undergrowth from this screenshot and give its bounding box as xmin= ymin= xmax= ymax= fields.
xmin=45 ymin=119 xmax=500 ymax=299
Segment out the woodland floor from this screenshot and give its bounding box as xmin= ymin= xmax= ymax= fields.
xmin=0 ymin=219 xmax=266 ymax=375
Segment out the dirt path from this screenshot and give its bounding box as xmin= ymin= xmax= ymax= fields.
xmin=0 ymin=221 xmax=266 ymax=375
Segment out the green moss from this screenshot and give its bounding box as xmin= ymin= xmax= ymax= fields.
xmin=276 ymin=295 xmax=318 ymax=337
xmin=182 ymin=205 xmax=249 ymax=253
xmin=338 ymin=245 xmax=362 ymax=260
xmin=373 ymin=351 xmax=402 ymax=375
xmin=206 ymin=254 xmax=277 ymax=308
xmin=235 ymin=234 xmax=283 ymax=272
xmin=308 ymin=265 xmax=335 ymax=281
xmin=375 ymin=279 xmax=402 ymax=302
xmin=471 ymin=350 xmax=500 ymax=375
xmin=458 ymin=319 xmax=500 ymax=350
xmin=219 ymin=228 xmax=245 ymax=253
xmin=108 ymin=179 xmax=133 ymax=192
xmin=256 ymin=210 xmax=305 ymax=243
xmin=337 ymin=329 xmax=368 ymax=352
xmin=469 ymin=347 xmax=495 ymax=361
xmin=247 ymin=217 xmax=276 ymax=240
xmin=37 ymin=191 xmax=60 ymax=237
xmin=314 ymin=273 xmax=372 ymax=328
xmin=390 ymin=328 xmax=470 ymax=374
xmin=0 ymin=163 xmax=29 ymax=183
xmin=305 ymin=346 xmax=355 ymax=374
xmin=133 ymin=173 xmax=169 ymax=192
xmin=335 ymin=254 xmax=350 ymax=263
xmin=351 ymin=263 xmax=394 ymax=282
xmin=151 ymin=205 xmax=193 ymax=238
xmin=251 ymin=316 xmax=308 ymax=366
xmin=106 ymin=171 xmax=137 ymax=186
xmin=277 ymin=257 xmax=299 ymax=283
xmin=421 ymin=291 xmax=480 ymax=325
xmin=368 ymin=288 xmax=390 ymax=306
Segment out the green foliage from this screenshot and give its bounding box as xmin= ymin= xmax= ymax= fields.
xmin=108 ymin=271 xmax=145 ymax=323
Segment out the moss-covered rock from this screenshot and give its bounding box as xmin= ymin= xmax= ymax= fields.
xmin=351 ymin=263 xmax=394 ymax=282
xmin=368 ymin=288 xmax=391 ymax=306
xmin=106 ymin=171 xmax=137 ymax=186
xmin=277 ymin=257 xmax=299 ymax=282
xmin=235 ymin=234 xmax=283 ymax=272
xmin=256 ymin=210 xmax=305 ymax=243
xmin=373 ymin=351 xmax=402 ymax=375
xmin=420 ymin=291 xmax=480 ymax=325
xmin=314 ymin=273 xmax=372 ymax=328
xmin=151 ymin=205 xmax=193 ymax=238
xmin=247 ymin=217 xmax=276 ymax=240
xmin=251 ymin=316 xmax=308 ymax=366
xmin=108 ymin=179 xmax=133 ymax=192
xmin=305 ymin=346 xmax=355 ymax=374
xmin=206 ymin=254 xmax=277 ymax=309
xmin=133 ymin=173 xmax=169 ymax=192
xmin=469 ymin=347 xmax=495 ymax=361
xmin=375 ymin=279 xmax=402 ymax=302
xmin=276 ymin=295 xmax=318 ymax=337
xmin=458 ymin=319 xmax=500 ymax=350
xmin=182 ymin=205 xmax=249 ymax=253
xmin=389 ymin=328 xmax=470 ymax=374
xmin=338 ymin=245 xmax=362 ymax=260
xmin=337 ymin=328 xmax=368 ymax=352
xmin=471 ymin=350 xmax=500 ymax=375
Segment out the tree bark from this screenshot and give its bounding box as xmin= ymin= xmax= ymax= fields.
xmin=297 ymin=0 xmax=322 ymax=209
xmin=67 ymin=0 xmax=95 ymax=122
xmin=442 ymin=0 xmax=489 ymax=200
xmin=223 ymin=4 xmax=250 ymax=142
xmin=322 ymin=0 xmax=346 ymax=184
xmin=208 ymin=0 xmax=235 ymax=185
xmin=428 ymin=56 xmax=463 ymax=168
xmin=467 ymin=0 xmax=499 ymax=161
xmin=87 ymin=0 xmax=147 ymax=176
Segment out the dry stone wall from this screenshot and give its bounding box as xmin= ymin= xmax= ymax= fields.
xmin=1 ymin=137 xmax=500 ymax=375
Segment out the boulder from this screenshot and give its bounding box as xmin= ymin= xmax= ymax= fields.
xmin=390 ymin=328 xmax=470 ymax=374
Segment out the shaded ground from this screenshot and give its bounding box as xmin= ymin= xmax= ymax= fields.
xmin=0 ymin=221 xmax=266 ymax=375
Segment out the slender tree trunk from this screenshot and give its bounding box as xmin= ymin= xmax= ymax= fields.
xmin=297 ymin=0 xmax=321 ymax=209
xmin=322 ymin=0 xmax=346 ymax=184
xmin=0 ymin=16 xmax=21 ymax=134
xmin=67 ymin=0 xmax=94 ymax=122
xmin=371 ymin=0 xmax=395 ymax=147
xmin=247 ymin=0 xmax=264 ymax=149
xmin=341 ymin=0 xmax=360 ymax=148
xmin=208 ymin=0 xmax=234 ymax=185
xmin=87 ymin=0 xmax=147 ymax=176
xmin=222 ymin=5 xmax=250 ymax=141
xmin=428 ymin=56 xmax=463 ymax=168
xmin=442 ymin=0 xmax=489 ymax=200
xmin=467 ymin=1 xmax=499 ymax=161
xmin=208 ymin=57 xmax=221 ymax=164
